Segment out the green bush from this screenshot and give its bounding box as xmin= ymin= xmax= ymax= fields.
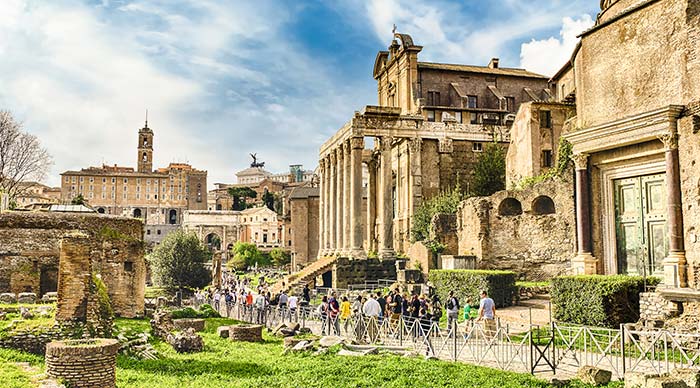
xmin=429 ymin=270 xmax=517 ymax=308
xmin=171 ymin=304 xmax=220 ymax=319
xmin=551 ymin=275 xmax=660 ymax=328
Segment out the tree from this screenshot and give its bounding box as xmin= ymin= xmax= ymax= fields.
xmin=410 ymin=186 xmax=464 ymax=242
xmin=470 ymin=143 xmax=505 ymax=197
xmin=148 ymin=230 xmax=212 ymax=291
xmin=262 ymin=190 xmax=275 ymax=212
xmin=71 ymin=194 xmax=86 ymax=205
xmin=0 ymin=111 xmax=52 ymax=201
xmin=227 ymin=187 xmax=257 ymax=210
xmin=270 ymin=248 xmax=290 ymax=267
xmin=228 ymin=242 xmax=269 ymax=271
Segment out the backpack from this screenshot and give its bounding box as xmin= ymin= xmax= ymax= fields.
xmin=447 ymin=297 xmax=459 ymax=310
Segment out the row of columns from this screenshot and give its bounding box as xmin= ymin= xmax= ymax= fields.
xmin=571 ymin=131 xmax=687 ymax=287
xmin=318 ymin=136 xmax=395 ymax=258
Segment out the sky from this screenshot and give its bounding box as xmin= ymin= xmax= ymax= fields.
xmin=0 ymin=0 xmax=598 ymax=189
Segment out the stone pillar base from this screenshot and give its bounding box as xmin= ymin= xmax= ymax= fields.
xmin=379 ymin=249 xmax=395 ymax=260
xmin=662 ymin=251 xmax=687 ymax=288
xmin=571 ymin=252 xmax=598 ymax=275
xmin=349 ymin=249 xmax=365 ymax=259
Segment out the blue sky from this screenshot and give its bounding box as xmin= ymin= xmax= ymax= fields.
xmin=0 ymin=0 xmax=598 ymax=188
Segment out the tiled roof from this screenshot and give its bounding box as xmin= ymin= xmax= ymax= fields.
xmin=418 ymin=62 xmax=547 ymax=79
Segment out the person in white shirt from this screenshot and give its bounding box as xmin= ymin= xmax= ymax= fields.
xmin=288 ymin=294 xmax=299 ymax=321
xmin=362 ymin=295 xmax=381 ymax=343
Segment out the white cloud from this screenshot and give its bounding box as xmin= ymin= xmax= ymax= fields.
xmin=519 ymin=15 xmax=594 ymax=77
xmin=0 ymin=0 xmax=361 ymax=189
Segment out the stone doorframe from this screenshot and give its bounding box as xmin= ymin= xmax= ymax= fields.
xmin=598 ymin=158 xmax=666 ymax=275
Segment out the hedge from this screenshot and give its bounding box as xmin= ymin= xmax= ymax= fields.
xmin=551 ymin=275 xmax=660 ymax=328
xmin=171 ymin=304 xmax=220 ymax=319
xmin=429 ymin=270 xmax=517 ymax=308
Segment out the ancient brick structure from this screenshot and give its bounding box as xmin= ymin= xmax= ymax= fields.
xmin=229 ymin=324 xmax=263 ymax=342
xmin=46 ymin=339 xmax=120 ymax=388
xmin=332 ymin=257 xmax=397 ymax=289
xmin=456 ymin=178 xmax=576 ymax=280
xmin=0 ymin=212 xmax=146 ymax=318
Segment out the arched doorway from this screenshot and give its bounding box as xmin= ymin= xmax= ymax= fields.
xmin=168 ymin=209 xmax=177 ymax=225
xmin=206 ymin=233 xmax=221 ymax=251
xmin=97 ymin=207 xmax=105 ymax=214
xmin=133 ymin=208 xmax=142 ymax=218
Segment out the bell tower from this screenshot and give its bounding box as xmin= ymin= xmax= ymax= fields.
xmin=137 ymin=113 xmax=153 ymax=173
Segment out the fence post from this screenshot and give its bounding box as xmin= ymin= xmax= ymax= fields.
xmin=620 ymin=323 xmax=626 ymax=376
xmin=399 ymin=316 xmax=403 ymax=347
xmin=453 ymin=322 xmax=458 ymax=361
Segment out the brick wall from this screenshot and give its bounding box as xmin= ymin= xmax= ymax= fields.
xmin=46 ymin=339 xmax=120 ymax=388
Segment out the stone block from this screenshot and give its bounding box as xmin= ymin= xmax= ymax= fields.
xmin=172 ymin=318 xmax=205 ymax=332
xmin=675 ymin=369 xmax=700 ymax=388
xmin=0 ymin=293 xmax=17 ymax=304
xmin=42 ymin=292 xmax=58 ymax=303
xmin=17 ymin=292 xmax=36 ymax=304
xmin=229 ymin=325 xmax=263 ymax=342
xmin=576 ymin=365 xmax=612 ymax=386
xmin=319 ymin=335 xmax=344 ymax=348
xmin=646 ymin=376 xmax=689 ymax=388
xmin=216 ymin=326 xmax=229 ymax=338
xmin=169 ymin=328 xmax=204 ymax=353
xmin=625 ymin=372 xmax=658 ymax=388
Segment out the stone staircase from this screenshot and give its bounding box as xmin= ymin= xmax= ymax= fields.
xmin=273 ymin=256 xmax=338 ymax=295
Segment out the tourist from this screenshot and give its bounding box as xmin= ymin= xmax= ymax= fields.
xmin=362 ymin=294 xmax=381 ymax=343
xmin=224 ymin=290 xmax=233 ymax=317
xmin=328 ymin=292 xmax=341 ymax=335
xmin=245 ymin=291 xmax=254 ymax=319
xmin=288 ymin=293 xmax=298 ymax=321
xmin=389 ymin=288 xmax=403 ymax=327
xmin=477 ymin=290 xmax=496 ymax=339
xmin=401 ymin=292 xmax=410 ymax=317
xmin=213 ymin=289 xmax=221 ymax=312
xmin=255 ymin=292 xmax=267 ymax=324
xmin=278 ymin=290 xmax=288 ymax=313
xmin=340 ymin=296 xmax=352 ymax=334
xmin=318 ymin=295 xmax=329 ymax=335
xmin=430 ymin=295 xmax=442 ymax=334
xmin=446 ymin=291 xmax=460 ymax=335
xmin=302 ymin=284 xmax=311 ymax=306
xmin=376 ymin=291 xmax=386 ymax=322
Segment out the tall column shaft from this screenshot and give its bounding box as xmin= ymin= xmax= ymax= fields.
xmin=329 ymin=152 xmax=337 ymax=254
xmin=343 ymin=141 xmax=351 ymax=253
xmin=318 ymin=159 xmax=326 ymax=256
xmin=350 ymin=137 xmax=364 ymax=257
xmin=367 ymin=159 xmax=377 ymax=253
xmin=335 ymin=147 xmax=344 ymax=255
xmin=379 ymin=136 xmax=395 ymax=258
xmin=324 ymin=157 xmax=332 ymax=254
xmin=661 ymin=132 xmax=687 ymax=288
xmin=572 ymin=153 xmax=597 ymax=274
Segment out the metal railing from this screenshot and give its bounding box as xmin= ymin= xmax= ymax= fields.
xmin=220 ymin=303 xmax=700 ymax=379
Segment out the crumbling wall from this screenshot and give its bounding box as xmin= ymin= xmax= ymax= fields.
xmin=456 ymin=177 xmax=575 ymax=280
xmin=678 ymin=101 xmax=700 ymax=290
xmin=332 ymin=257 xmax=396 ymax=289
xmin=0 ymin=212 xmax=145 ymax=317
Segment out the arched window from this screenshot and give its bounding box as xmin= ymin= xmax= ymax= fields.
xmin=168 ymin=209 xmax=177 ymax=225
xmin=532 ymin=196 xmax=556 ymax=215
xmin=142 ymin=152 xmax=148 ymax=162
xmin=498 ymin=198 xmax=522 ymax=216
xmin=97 ymin=207 xmax=105 ymax=214
xmin=133 ymin=208 xmax=142 ymax=218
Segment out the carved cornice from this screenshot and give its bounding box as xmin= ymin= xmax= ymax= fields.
xmin=572 ymin=153 xmax=589 ymax=170
xmin=563 ymin=105 xmax=684 ymax=154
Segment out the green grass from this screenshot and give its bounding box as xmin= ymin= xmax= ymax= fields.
xmin=0 ymin=317 xmax=625 ymax=388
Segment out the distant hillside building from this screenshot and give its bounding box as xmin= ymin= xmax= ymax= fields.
xmin=60 ymin=121 xmax=207 ymax=242
xmin=14 ymin=182 xmax=61 ymax=209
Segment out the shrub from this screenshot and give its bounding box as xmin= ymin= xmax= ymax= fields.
xmin=148 ymin=230 xmax=212 ymax=291
xmin=270 ymin=248 xmax=290 ymax=267
xmin=411 ymin=186 xmax=464 ymax=242
xmin=429 ymin=270 xmax=517 ymax=308
xmin=551 ymin=275 xmax=660 ymax=328
xmin=171 ymin=304 xmax=220 ymax=319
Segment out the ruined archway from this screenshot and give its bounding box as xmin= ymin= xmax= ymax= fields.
xmin=133 ymin=208 xmax=142 ymax=218
xmin=532 ymin=196 xmax=556 ymax=215
xmin=205 ymin=233 xmax=221 ymax=251
xmin=168 ymin=209 xmax=177 ymax=225
xmin=498 ymin=198 xmax=522 ymax=216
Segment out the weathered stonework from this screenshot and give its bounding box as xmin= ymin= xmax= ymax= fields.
xmin=332 ymin=257 xmax=397 ymax=289
xmin=0 ymin=212 xmax=146 ymax=318
xmin=456 ymin=177 xmax=575 ymax=280
xmin=46 ymin=339 xmax=119 ymax=388
xmin=229 ymin=324 xmax=263 ymax=342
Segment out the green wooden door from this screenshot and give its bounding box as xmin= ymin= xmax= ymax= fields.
xmin=614 ymin=174 xmax=668 ymax=276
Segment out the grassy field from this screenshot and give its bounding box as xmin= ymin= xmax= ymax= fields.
xmin=0 ymin=316 xmax=624 ymax=388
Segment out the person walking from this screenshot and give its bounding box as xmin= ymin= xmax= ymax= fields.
xmin=318 ymin=295 xmax=329 ymax=335
xmin=328 ymin=292 xmax=341 ymax=335
xmin=362 ymin=294 xmax=381 ymax=343
xmin=478 ymin=290 xmax=497 ymax=339
xmin=446 ymin=291 xmax=460 ymax=336
xmin=302 ymin=284 xmax=311 ymax=305
xmin=340 ymin=296 xmax=352 ymax=334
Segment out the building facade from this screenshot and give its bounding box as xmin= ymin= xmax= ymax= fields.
xmin=60 ymin=121 xmax=207 ymax=234
xmin=14 ymin=182 xmax=61 ymax=209
xmin=550 ymin=0 xmax=700 ymax=290
xmin=318 ymin=32 xmax=550 ymax=258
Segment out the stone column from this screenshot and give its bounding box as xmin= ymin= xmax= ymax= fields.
xmin=323 ymin=156 xmax=332 ymax=255
xmin=329 ymin=151 xmax=338 ymax=254
xmin=661 ymin=132 xmax=687 ymax=288
xmin=367 ymin=158 xmax=378 ymax=253
xmin=408 ymin=137 xmax=423 ymax=230
xmin=571 ymin=153 xmax=598 ymax=274
xmin=378 ymin=136 xmax=395 ymax=258
xmin=318 ymin=159 xmax=326 ymax=257
xmin=335 ymin=146 xmax=344 ymax=256
xmin=350 ymin=137 xmax=365 ymax=257
xmin=343 ymin=140 xmax=352 ymax=254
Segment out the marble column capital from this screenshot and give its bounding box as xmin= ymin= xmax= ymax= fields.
xmin=659 ymin=132 xmax=679 ymax=151
xmin=572 ymin=153 xmax=589 ymax=170
xmin=350 ymin=136 xmax=365 ymax=150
